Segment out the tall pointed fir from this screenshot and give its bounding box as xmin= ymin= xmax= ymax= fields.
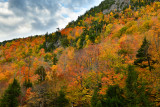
xmin=125 ymin=65 xmax=151 ymax=107
xmin=0 ymin=78 xmax=21 ymax=107
xmin=134 ymin=37 xmax=153 ymax=71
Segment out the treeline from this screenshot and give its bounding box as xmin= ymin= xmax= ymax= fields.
xmin=0 ymin=65 xmax=153 ymax=107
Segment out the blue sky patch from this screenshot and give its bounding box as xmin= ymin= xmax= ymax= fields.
xmin=62 ymin=14 xmax=69 ymax=18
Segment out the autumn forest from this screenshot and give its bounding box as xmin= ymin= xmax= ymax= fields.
xmin=0 ymin=0 xmax=160 ymax=106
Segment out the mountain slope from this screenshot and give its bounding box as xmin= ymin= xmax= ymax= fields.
xmin=0 ymin=0 xmax=160 ymax=106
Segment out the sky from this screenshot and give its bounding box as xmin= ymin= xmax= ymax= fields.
xmin=0 ymin=0 xmax=103 ymax=42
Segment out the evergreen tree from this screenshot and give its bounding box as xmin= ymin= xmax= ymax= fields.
xmin=125 ymin=65 xmax=139 ymax=107
xmin=56 ymin=90 xmax=69 ymax=107
xmin=125 ymin=65 xmax=151 ymax=107
xmin=104 ymin=85 xmax=125 ymax=107
xmin=91 ymin=83 xmax=102 ymax=107
xmin=96 ymin=100 xmax=102 ymax=107
xmin=23 ymin=79 xmax=32 ymax=88
xmin=53 ymin=54 xmax=58 ymax=65
xmin=134 ymin=37 xmax=153 ymax=71
xmin=0 ymin=78 xmax=21 ymax=107
xmin=91 ymin=88 xmax=99 ymax=107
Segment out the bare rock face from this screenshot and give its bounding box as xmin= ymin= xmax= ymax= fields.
xmin=103 ymin=0 xmax=130 ymax=14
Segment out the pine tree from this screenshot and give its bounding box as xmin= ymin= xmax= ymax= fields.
xmin=104 ymin=85 xmax=125 ymax=107
xmin=0 ymin=78 xmax=21 ymax=107
xmin=56 ymin=90 xmax=69 ymax=107
xmin=91 ymin=83 xmax=102 ymax=107
xmin=125 ymin=65 xmax=151 ymax=107
xmin=96 ymin=100 xmax=102 ymax=107
xmin=23 ymin=78 xmax=32 ymax=88
xmin=125 ymin=65 xmax=139 ymax=107
xmin=53 ymin=54 xmax=58 ymax=65
xmin=134 ymin=37 xmax=153 ymax=71
xmin=91 ymin=88 xmax=99 ymax=107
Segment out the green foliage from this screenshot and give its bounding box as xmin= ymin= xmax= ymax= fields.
xmin=56 ymin=90 xmax=69 ymax=107
xmin=53 ymin=54 xmax=58 ymax=65
xmin=42 ymin=32 xmax=61 ymax=52
xmin=23 ymin=79 xmax=32 ymax=88
xmin=118 ymin=49 xmax=128 ymax=56
xmin=134 ymin=37 xmax=153 ymax=71
xmin=60 ymin=36 xmax=69 ymax=48
xmin=104 ymin=85 xmax=125 ymax=107
xmin=77 ymin=21 xmax=108 ymax=49
xmin=91 ymin=88 xmax=99 ymax=107
xmin=131 ymin=0 xmax=155 ymax=8
xmin=91 ymin=83 xmax=103 ymax=107
xmin=140 ymin=21 xmax=152 ymax=32
xmin=125 ymin=65 xmax=139 ymax=106
xmin=0 ymin=78 xmax=21 ymax=107
xmin=44 ymin=54 xmax=52 ymax=62
xmin=35 ymin=66 xmax=46 ymax=82
xmin=114 ymin=26 xmax=127 ymax=38
xmin=114 ymin=13 xmax=119 ymax=19
xmin=125 ymin=65 xmax=152 ymax=107
xmin=66 ymin=0 xmax=115 ymax=28
xmin=96 ymin=100 xmax=102 ymax=107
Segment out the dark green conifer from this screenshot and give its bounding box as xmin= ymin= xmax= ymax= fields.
xmin=134 ymin=37 xmax=153 ymax=71
xmin=23 ymin=79 xmax=32 ymax=88
xmin=105 ymin=85 xmax=125 ymax=107
xmin=56 ymin=90 xmax=69 ymax=107
xmin=125 ymin=65 xmax=152 ymax=107
xmin=0 ymin=78 xmax=21 ymax=107
xmin=91 ymin=88 xmax=99 ymax=107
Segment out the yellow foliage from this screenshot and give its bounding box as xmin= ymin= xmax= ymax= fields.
xmin=67 ymin=35 xmax=74 ymax=40
xmin=67 ymin=47 xmax=74 ymax=59
xmin=86 ymin=40 xmax=92 ymax=47
xmin=95 ymin=36 xmax=100 ymax=44
xmin=0 ymin=73 xmax=6 ymax=81
xmin=110 ymin=12 xmax=113 ymax=16
xmin=51 ymin=65 xmax=57 ymax=71
xmin=104 ymin=24 xmax=113 ymax=37
xmin=76 ymin=39 xmax=81 ymax=49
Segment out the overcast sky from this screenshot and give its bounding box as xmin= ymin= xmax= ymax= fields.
xmin=0 ymin=0 xmax=103 ymax=42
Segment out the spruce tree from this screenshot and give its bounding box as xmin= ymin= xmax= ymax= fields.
xmin=0 ymin=78 xmax=21 ymax=107
xmin=91 ymin=83 xmax=102 ymax=107
xmin=56 ymin=90 xmax=69 ymax=107
xmin=104 ymin=85 xmax=125 ymax=107
xmin=53 ymin=54 xmax=58 ymax=65
xmin=96 ymin=100 xmax=102 ymax=107
xmin=125 ymin=65 xmax=151 ymax=107
xmin=23 ymin=78 xmax=32 ymax=88
xmin=134 ymin=37 xmax=153 ymax=71
xmin=91 ymin=88 xmax=99 ymax=107
xmin=125 ymin=65 xmax=139 ymax=107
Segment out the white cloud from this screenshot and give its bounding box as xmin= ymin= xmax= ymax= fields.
xmin=0 ymin=0 xmax=104 ymax=42
xmin=0 ymin=2 xmax=12 ymax=15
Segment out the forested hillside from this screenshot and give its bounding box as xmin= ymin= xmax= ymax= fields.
xmin=0 ymin=0 xmax=160 ymax=106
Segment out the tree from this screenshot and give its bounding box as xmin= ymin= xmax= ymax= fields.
xmin=56 ymin=90 xmax=69 ymax=107
xmin=134 ymin=37 xmax=153 ymax=71
xmin=35 ymin=66 xmax=46 ymax=82
xmin=125 ymin=65 xmax=151 ymax=107
xmin=125 ymin=65 xmax=139 ymax=106
xmin=96 ymin=100 xmax=102 ymax=107
xmin=0 ymin=78 xmax=21 ymax=107
xmin=91 ymin=83 xmax=102 ymax=107
xmin=104 ymin=85 xmax=125 ymax=107
xmin=23 ymin=78 xmax=32 ymax=88
xmin=91 ymin=88 xmax=99 ymax=107
xmin=53 ymin=54 xmax=58 ymax=65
